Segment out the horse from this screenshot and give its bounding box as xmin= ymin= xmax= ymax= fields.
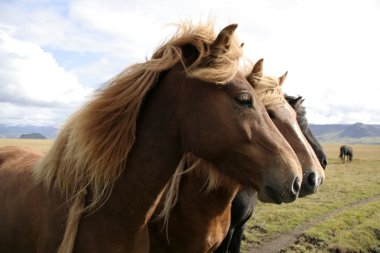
xmin=216 ymin=94 xmax=328 ymax=253
xmin=339 ymin=145 xmax=353 ymax=163
xmin=246 ymin=59 xmax=325 ymax=197
xmin=0 ymin=146 xmax=45 ymax=171
xmin=148 ymin=59 xmax=325 ymax=252
xmin=215 ymin=59 xmax=328 ymax=253
xmin=0 ymin=22 xmax=303 ymax=253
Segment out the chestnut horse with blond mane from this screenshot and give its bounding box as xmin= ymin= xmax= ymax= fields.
xmin=0 ymin=22 xmax=302 ymax=253
xmin=148 ymin=59 xmax=325 ymax=252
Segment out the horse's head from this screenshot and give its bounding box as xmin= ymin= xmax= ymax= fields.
xmin=159 ymin=24 xmax=302 ymax=204
xmin=286 ymin=95 xmax=327 ymax=169
xmin=247 ymin=59 xmax=325 ymax=197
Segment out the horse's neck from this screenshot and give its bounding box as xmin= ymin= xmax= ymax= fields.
xmin=110 ymin=95 xmax=181 ymax=226
xmin=76 ymin=137 xmax=181 ymax=251
xmin=158 ymin=168 xmax=239 ymax=251
xmin=180 ymin=168 xmax=239 ymax=219
xmin=113 ymin=133 xmax=181 ymax=219
xmin=75 ymin=82 xmax=182 ymax=251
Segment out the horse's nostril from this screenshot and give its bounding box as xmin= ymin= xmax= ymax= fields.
xmin=318 ymin=175 xmax=323 ymax=185
xmin=307 ymin=172 xmax=317 ymax=187
xmin=292 ymin=177 xmax=301 ymax=195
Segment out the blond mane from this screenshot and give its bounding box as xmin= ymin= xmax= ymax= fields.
xmin=247 ymin=74 xmax=286 ymax=107
xmin=32 ymin=21 xmax=243 ymax=211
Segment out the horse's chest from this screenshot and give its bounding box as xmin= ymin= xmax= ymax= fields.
xmin=204 ymin=215 xmax=230 ymax=252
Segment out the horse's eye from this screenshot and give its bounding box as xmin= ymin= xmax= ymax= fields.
xmin=235 ymin=93 xmax=252 ymax=108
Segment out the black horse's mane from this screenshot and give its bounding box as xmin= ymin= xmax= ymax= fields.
xmin=285 ymin=95 xmax=308 ymax=130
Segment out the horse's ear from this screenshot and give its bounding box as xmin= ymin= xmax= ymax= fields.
xmin=210 ymin=24 xmax=238 ymax=55
xmin=295 ymin=96 xmax=303 ymax=106
xmin=250 ymin=58 xmax=264 ymax=77
xmin=279 ymin=71 xmax=288 ymax=86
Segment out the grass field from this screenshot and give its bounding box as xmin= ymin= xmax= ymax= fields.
xmin=1 ymin=139 xmax=379 ymax=252
xmin=243 ymin=144 xmax=380 ymax=252
xmin=0 ymin=138 xmax=53 ymax=152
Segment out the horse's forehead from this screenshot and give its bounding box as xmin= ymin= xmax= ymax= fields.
xmin=270 ymin=102 xmax=296 ymax=119
xmin=284 ymin=102 xmax=297 ymax=116
xmin=231 ymin=72 xmax=251 ymax=88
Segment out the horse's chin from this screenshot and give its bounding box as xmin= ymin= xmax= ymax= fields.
xmin=257 ymin=189 xmax=283 ymax=204
xmin=298 ymin=186 xmax=319 ymax=198
xmin=257 ymin=186 xmax=298 ymax=204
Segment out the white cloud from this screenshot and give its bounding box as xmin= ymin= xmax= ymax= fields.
xmin=0 ymin=102 xmax=73 ymax=126
xmin=0 ymin=0 xmax=380 ymax=125
xmin=0 ymin=29 xmax=92 ymax=125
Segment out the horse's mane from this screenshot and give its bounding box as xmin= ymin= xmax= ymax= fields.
xmin=285 ymin=95 xmax=308 ymax=130
xmin=32 ymin=21 xmax=243 ymax=211
xmin=246 ymin=74 xmax=286 ymax=107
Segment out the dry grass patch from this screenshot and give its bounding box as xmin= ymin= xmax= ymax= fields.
xmin=0 ymin=138 xmax=54 ymax=152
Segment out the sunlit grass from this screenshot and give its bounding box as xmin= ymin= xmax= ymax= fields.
xmin=242 ymin=144 xmax=380 ymax=252
xmin=286 ymin=199 xmax=380 ymax=252
xmin=0 ymin=138 xmax=53 ymax=152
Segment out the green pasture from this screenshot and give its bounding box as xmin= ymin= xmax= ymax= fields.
xmin=243 ymin=144 xmax=380 ymax=252
xmin=286 ymin=199 xmax=380 ymax=252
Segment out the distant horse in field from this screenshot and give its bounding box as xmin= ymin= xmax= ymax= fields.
xmin=0 ymin=22 xmax=303 ymax=253
xmin=339 ymin=145 xmax=353 ymax=163
xmin=215 ymin=59 xmax=328 ymax=253
xmin=148 ymin=58 xmax=324 ymax=252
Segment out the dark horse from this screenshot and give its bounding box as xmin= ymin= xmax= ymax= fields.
xmin=0 ymin=22 xmax=303 ymax=253
xmin=215 ymin=73 xmax=328 ymax=252
xmin=339 ymin=145 xmax=353 ymax=163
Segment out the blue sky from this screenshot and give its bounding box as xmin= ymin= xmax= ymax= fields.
xmin=1 ymin=0 xmax=380 ymax=126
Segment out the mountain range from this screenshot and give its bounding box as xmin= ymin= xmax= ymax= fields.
xmin=1 ymin=123 xmax=380 ymax=144
xmin=0 ymin=124 xmax=58 ymax=139
xmin=309 ymin=123 xmax=380 ymax=144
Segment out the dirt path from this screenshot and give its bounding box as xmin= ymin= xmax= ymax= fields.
xmin=247 ymin=194 xmax=380 ymax=253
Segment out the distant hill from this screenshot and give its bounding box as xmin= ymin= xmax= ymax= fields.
xmin=337 ymin=123 xmax=380 ymax=138
xmin=0 ymin=124 xmax=58 ymax=139
xmin=1 ymin=123 xmax=380 ymax=144
xmin=310 ymin=123 xmax=380 ymax=144
xmin=19 ymin=133 xmax=47 ymax=139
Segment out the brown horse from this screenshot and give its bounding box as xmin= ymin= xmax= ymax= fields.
xmin=0 ymin=22 xmax=302 ymax=253
xmin=247 ymin=59 xmax=325 ymax=197
xmin=148 ymin=59 xmax=324 ymax=252
xmin=0 ymin=146 xmax=44 ymax=172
